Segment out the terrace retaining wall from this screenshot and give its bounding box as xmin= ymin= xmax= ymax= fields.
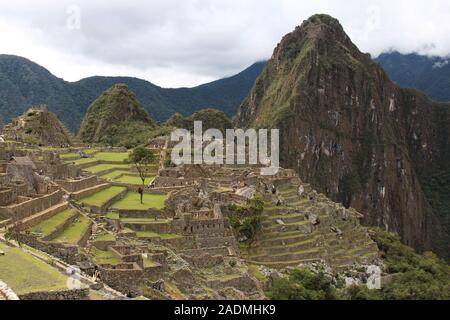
xmin=19 ymin=288 xmax=89 ymax=300
xmin=16 ymin=233 xmax=80 ymax=265
xmin=0 ymin=190 xmax=64 ymax=220
xmin=57 ymin=176 xmax=99 ymax=193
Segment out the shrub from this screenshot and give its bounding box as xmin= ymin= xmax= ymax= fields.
xmin=267 ymin=268 xmax=338 ymax=300
xmin=228 ymin=196 xmax=264 ymax=243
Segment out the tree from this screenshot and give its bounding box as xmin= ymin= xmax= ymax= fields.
xmin=128 ymin=146 xmax=156 ymax=204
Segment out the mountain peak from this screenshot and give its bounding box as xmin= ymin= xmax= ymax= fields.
xmin=3 ymin=105 xmax=72 ymax=146
xmin=273 ymin=14 xmax=355 ymax=65
xmin=236 ymin=14 xmax=450 ymax=260
xmin=78 ymin=83 xmax=155 ymax=144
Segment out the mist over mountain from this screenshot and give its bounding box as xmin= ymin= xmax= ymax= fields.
xmin=376 ymin=52 xmax=450 ymax=103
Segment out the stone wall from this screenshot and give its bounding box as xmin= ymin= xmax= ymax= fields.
xmin=152 ymin=176 xmax=196 ymax=188
xmin=181 ymin=253 xmax=224 ymax=268
xmin=98 ymin=266 xmax=144 ymax=297
xmin=16 ymin=233 xmax=80 ymax=264
xmin=18 ymin=202 xmax=70 ymax=231
xmin=207 ymin=275 xmax=260 ymax=294
xmin=71 ymin=183 xmax=109 ymax=200
xmin=172 ymin=217 xmax=229 ymax=236
xmin=0 ymin=187 xmax=13 ymax=206
xmin=41 ymin=211 xmax=79 ymax=241
xmin=56 ymin=176 xmax=98 ymax=193
xmin=77 ymin=221 xmax=93 ymax=247
xmin=0 ymin=190 xmax=63 ymax=220
xmin=19 ymin=288 xmax=89 ymax=300
xmin=118 ymin=209 xmax=165 ymax=219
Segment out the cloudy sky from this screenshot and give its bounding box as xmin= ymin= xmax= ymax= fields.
xmin=1 ymin=0 xmax=449 ymax=87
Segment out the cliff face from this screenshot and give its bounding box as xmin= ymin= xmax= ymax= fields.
xmin=78 ymin=84 xmax=155 ymax=144
xmin=236 ymin=14 xmax=450 ymax=258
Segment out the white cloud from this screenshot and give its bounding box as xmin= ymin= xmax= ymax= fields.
xmin=0 ymin=0 xmax=449 ymax=87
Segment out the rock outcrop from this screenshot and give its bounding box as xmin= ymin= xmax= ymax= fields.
xmin=2 ymin=105 xmax=73 ymax=146
xmin=235 ymin=14 xmax=450 ymax=259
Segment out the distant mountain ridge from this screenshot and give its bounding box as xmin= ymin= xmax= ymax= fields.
xmin=0 ymin=54 xmax=265 ymax=131
xmin=376 ymin=51 xmax=450 ymax=103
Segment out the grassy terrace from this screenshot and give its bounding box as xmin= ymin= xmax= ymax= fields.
xmin=111 ymin=192 xmax=166 ymax=210
xmin=91 ymin=248 xmax=120 ymax=265
xmin=105 ymin=212 xmax=120 ymax=220
xmin=135 ymin=231 xmax=181 ymax=240
xmin=94 ymin=232 xmax=115 ymax=241
xmin=51 ymin=215 xmax=91 ymax=244
xmin=0 ymin=242 xmax=68 ymax=295
xmin=100 ymin=170 xmax=133 ymax=180
xmin=84 ymin=163 xmax=131 ymax=173
xmin=94 ymin=152 xmax=130 ymax=162
xmin=72 ymin=158 xmax=98 ymax=165
xmin=115 ymin=175 xmax=154 ymax=185
xmin=78 ymin=186 xmax=127 ymax=206
xmin=62 ymin=151 xmax=129 ymax=162
xmin=121 ymin=218 xmax=169 ymax=224
xmin=29 ymin=209 xmax=78 ymax=237
xmin=59 ymin=152 xmax=79 ymax=159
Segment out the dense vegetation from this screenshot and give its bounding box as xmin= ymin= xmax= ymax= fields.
xmin=376 ymin=52 xmax=450 ymax=103
xmin=268 ymin=228 xmax=450 ymax=300
xmin=0 ymin=54 xmax=265 ymax=131
xmin=78 ymin=84 xmax=155 ymax=146
xmin=228 ymin=196 xmax=264 ymax=243
xmin=165 ymin=109 xmax=233 ymax=134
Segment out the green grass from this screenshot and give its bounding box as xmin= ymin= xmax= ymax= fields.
xmin=111 ymin=192 xmax=167 ymax=210
xmin=51 ymin=215 xmax=91 ymax=244
xmin=83 ymin=149 xmax=98 ymax=154
xmin=143 ymin=259 xmax=158 ymax=268
xmin=94 ymin=233 xmax=115 ymax=241
xmin=78 ymin=186 xmax=126 ymax=206
xmin=135 ymin=231 xmax=159 ymax=238
xmin=0 ymin=242 xmax=69 ymax=295
xmin=105 ymin=212 xmax=120 ymax=220
xmin=59 ymin=153 xmax=79 ymax=159
xmin=92 ymin=248 xmax=120 ymax=265
xmin=100 ymin=170 xmax=133 ymax=180
xmin=247 ymin=265 xmax=267 ymax=282
xmin=93 ymin=152 xmax=130 ymax=162
xmin=84 ymin=164 xmax=131 ymax=173
xmin=122 ymin=218 xmax=169 ymax=224
xmin=29 ymin=209 xmax=78 ymax=237
xmin=72 ymin=158 xmax=98 ymax=165
xmin=115 ymin=175 xmax=154 ymax=185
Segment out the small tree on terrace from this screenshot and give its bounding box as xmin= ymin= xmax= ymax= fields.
xmin=129 ymin=146 xmax=156 ymax=204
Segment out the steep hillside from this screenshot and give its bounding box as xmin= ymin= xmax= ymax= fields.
xmin=0 ymin=55 xmax=84 ymax=131
xmin=376 ymin=52 xmax=450 ymax=103
xmin=236 ymin=14 xmax=450 ymax=259
xmin=0 ymin=54 xmax=264 ymax=131
xmin=165 ymin=108 xmax=233 ymax=133
xmin=2 ymin=105 xmax=72 ymax=146
xmin=78 ymin=84 xmax=155 ymax=145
